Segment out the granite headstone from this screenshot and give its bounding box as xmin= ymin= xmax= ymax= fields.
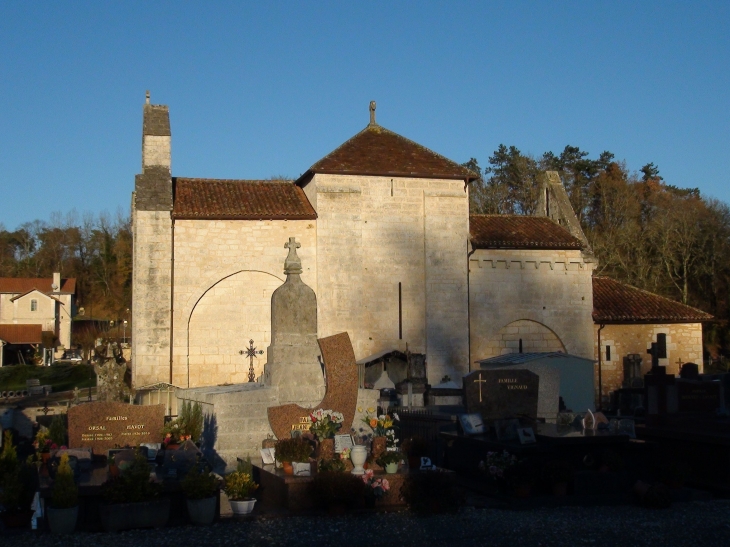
xmin=68 ymin=401 xmax=165 ymax=453
xmin=463 ymin=369 xmax=539 ymax=421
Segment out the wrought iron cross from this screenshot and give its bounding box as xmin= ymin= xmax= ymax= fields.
xmin=240 ymin=339 xmax=264 ymax=383
xmin=474 ymin=372 xmax=487 ymax=403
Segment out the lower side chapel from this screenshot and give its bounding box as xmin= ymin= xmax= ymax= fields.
xmin=131 ymin=95 xmax=711 ymax=462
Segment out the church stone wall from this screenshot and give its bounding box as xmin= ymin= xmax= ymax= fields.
xmin=469 ymin=248 xmax=595 ymax=367
xmin=310 ymin=173 xmax=470 ymax=385
xmin=170 ymin=219 xmax=316 ymax=388
xmin=132 ymin=210 xmax=173 ymax=387
xmin=593 ymin=322 xmax=704 ymax=400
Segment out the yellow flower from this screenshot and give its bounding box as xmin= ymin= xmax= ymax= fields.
xmin=367 ymin=407 xmax=376 ymax=413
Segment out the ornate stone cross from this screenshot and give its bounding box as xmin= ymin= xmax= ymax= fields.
xmin=284 ymin=237 xmax=302 ymax=275
xmin=474 ymin=372 xmax=487 ymax=403
xmin=240 ymin=339 xmax=264 ymax=383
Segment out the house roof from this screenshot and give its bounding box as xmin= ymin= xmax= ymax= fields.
xmin=476 ymin=352 xmax=595 ymax=366
xmin=0 ymin=324 xmax=43 ymax=344
xmin=470 ymin=215 xmax=584 ymax=250
xmin=172 ymin=179 xmax=317 ymax=220
xmin=0 ymin=277 xmax=76 ymax=295
xmin=9 ymin=289 xmax=63 ymax=303
xmin=298 ymin=123 xmax=478 ymax=183
xmin=592 ymin=276 xmax=714 ymax=323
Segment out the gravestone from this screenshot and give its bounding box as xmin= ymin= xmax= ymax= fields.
xmin=676 ymin=380 xmax=722 ymax=413
xmin=263 ymin=237 xmax=325 ymax=407
xmin=463 ymin=369 xmax=539 ymax=422
xmin=67 ymin=401 xmax=165 ymax=453
xmin=267 ymin=332 xmax=359 ymax=439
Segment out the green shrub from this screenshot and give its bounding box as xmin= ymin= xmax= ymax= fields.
xmin=376 ymin=450 xmax=403 ymax=467
xmin=181 ymin=465 xmax=218 ymax=500
xmin=224 ymin=471 xmax=258 ymax=501
xmin=102 ymin=449 xmax=162 ymax=504
xmin=48 ymin=415 xmax=68 ymax=447
xmin=51 ymin=453 xmax=78 ymax=508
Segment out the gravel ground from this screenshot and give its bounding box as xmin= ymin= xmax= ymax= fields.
xmin=4 ymin=500 xmax=730 ymax=547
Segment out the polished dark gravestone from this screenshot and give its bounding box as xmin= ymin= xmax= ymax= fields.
xmin=463 ymin=369 xmax=539 ymax=421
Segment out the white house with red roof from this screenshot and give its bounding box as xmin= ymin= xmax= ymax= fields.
xmin=0 ymin=273 xmax=76 ymax=360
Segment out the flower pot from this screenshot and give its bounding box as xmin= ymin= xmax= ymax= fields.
xmin=230 ymin=498 xmax=256 ymax=515
xmin=187 ymin=496 xmax=217 ymax=525
xmin=99 ymin=498 xmax=170 ymax=532
xmin=41 ymin=452 xmax=51 ymax=464
xmin=47 ymin=506 xmax=78 ymax=534
xmin=109 ymin=464 xmax=120 ymax=478
xmin=385 ymin=462 xmax=399 ymax=474
xmin=350 ymin=445 xmax=367 ymax=475
xmin=282 ymin=461 xmax=294 ymax=475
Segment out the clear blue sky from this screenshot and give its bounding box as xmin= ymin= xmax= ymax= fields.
xmin=1 ymin=2 xmax=728 ymax=230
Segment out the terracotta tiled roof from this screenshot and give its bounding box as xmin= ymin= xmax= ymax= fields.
xmin=0 ymin=277 xmax=76 ymax=294
xmin=299 ymin=124 xmax=478 ymax=182
xmin=0 ymin=324 xmax=43 ymax=344
xmin=172 ymin=179 xmax=317 ymax=220
xmin=592 ymin=276 xmax=713 ymax=323
xmin=470 ymin=215 xmax=584 ymax=249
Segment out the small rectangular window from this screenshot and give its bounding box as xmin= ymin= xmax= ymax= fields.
xmin=30 ymin=299 xmax=38 ymax=312
xmin=657 ymin=333 xmax=667 ymax=359
xmin=605 ymin=345 xmax=611 ymax=361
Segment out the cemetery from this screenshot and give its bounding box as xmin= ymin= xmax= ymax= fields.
xmin=1 ymin=239 xmax=729 ymax=536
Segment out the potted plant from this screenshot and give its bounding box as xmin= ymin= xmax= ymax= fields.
xmin=47 ymin=453 xmax=78 ymax=534
xmin=376 ymin=451 xmax=402 ymax=474
xmin=163 ymin=400 xmax=204 ymax=448
xmin=224 ymin=460 xmax=259 ymax=516
xmin=99 ymin=449 xmax=169 ymax=532
xmin=275 ymin=438 xmax=313 ymax=475
xmin=181 ymin=463 xmax=219 ymax=525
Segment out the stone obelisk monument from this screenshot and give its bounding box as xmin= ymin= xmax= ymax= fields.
xmin=264 ymin=238 xmax=325 ymax=407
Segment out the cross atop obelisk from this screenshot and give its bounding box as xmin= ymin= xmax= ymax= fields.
xmin=284 ymin=237 xmax=302 ymax=275
xmin=369 ymin=101 xmax=376 ymax=125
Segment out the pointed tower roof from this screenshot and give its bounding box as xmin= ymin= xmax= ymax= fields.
xmin=297 ymin=103 xmax=477 ymax=184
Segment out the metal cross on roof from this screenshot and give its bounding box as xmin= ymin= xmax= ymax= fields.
xmin=240 ymin=339 xmax=264 ymax=383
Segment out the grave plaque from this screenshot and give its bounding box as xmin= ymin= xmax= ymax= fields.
xmin=464 ymin=369 xmax=539 ymax=421
xmin=68 ymin=401 xmax=165 ymax=453
xmin=676 ymin=380 xmax=722 ymax=413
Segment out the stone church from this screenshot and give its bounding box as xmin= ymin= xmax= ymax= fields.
xmin=131 ymin=93 xmax=604 ymax=397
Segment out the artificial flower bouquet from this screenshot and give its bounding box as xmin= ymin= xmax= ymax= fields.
xmin=362 ymin=469 xmax=390 ymax=499
xmin=309 ymin=408 xmax=345 ymax=441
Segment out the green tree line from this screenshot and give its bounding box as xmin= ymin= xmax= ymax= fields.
xmin=0 ymin=209 xmax=132 ymax=322
xmin=466 ymin=145 xmax=730 ymax=360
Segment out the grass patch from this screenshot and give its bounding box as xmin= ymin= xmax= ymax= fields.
xmin=0 ymin=364 xmax=96 ymax=392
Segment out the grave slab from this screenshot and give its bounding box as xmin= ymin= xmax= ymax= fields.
xmin=68 ymin=401 xmax=165 ymax=453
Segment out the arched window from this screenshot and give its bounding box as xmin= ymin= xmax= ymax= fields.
xmin=30 ymin=299 xmax=38 ymax=312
